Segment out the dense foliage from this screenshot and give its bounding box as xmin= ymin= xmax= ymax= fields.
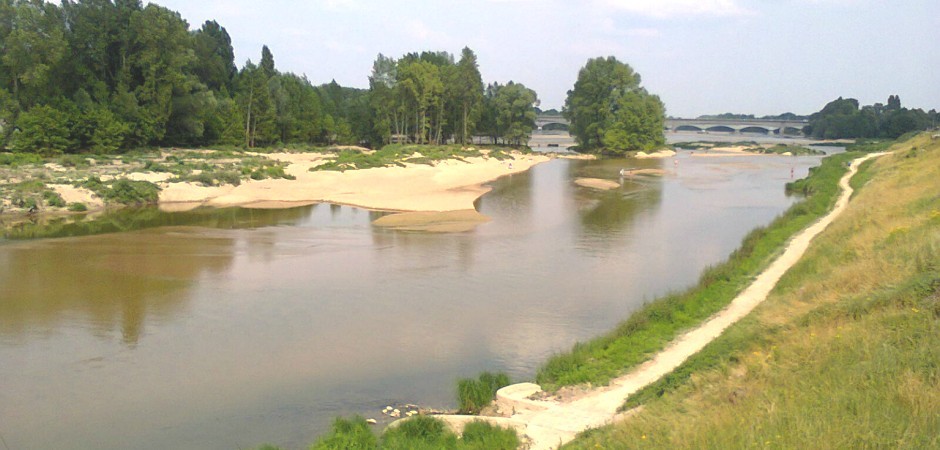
xmin=0 ymin=1 xmax=538 ymax=154
xmin=806 ymin=95 xmax=937 ymax=139
xmin=369 ymin=49 xmax=537 ymax=147
xmin=563 ymin=56 xmax=665 ymax=155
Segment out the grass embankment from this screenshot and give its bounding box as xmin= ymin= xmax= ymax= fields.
xmin=565 ymin=133 xmax=939 ymax=448
xmin=537 ymin=150 xmax=859 ymax=390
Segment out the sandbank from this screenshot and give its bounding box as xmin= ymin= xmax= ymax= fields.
xmin=622 ymin=168 xmax=667 ymax=176
xmin=574 ymin=178 xmax=620 ymax=190
xmin=372 ymin=209 xmax=491 ymax=232
xmin=690 ymin=145 xmax=764 ymax=157
xmin=159 ymin=152 xmax=551 ymax=213
xmin=635 ymin=149 xmax=676 ymax=159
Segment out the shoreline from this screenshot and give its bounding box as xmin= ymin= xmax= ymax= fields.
xmin=426 ymin=151 xmax=891 ymax=449
xmin=0 ymin=150 xmax=551 ymax=233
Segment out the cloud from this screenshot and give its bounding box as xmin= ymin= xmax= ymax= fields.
xmin=598 ymin=18 xmax=662 ymax=37
xmin=318 ymin=0 xmax=363 ymax=12
xmin=405 ymin=19 xmax=453 ymax=45
xmin=599 ymin=0 xmax=753 ymax=18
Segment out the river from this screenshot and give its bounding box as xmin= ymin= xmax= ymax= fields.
xmin=1 ymin=148 xmax=828 ymax=449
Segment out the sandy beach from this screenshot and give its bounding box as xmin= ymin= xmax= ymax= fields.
xmin=162 ymin=152 xmax=549 ymax=212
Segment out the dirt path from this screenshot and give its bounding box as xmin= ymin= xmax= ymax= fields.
xmin=434 ymin=152 xmax=889 ymax=449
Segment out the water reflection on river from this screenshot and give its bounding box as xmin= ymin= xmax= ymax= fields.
xmin=1 ymin=153 xmax=822 ymax=449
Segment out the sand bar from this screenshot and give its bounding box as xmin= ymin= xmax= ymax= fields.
xmin=574 ymin=178 xmax=620 ymax=190
xmin=635 ymin=149 xmax=676 ymax=159
xmin=160 ymin=152 xmax=551 ymax=213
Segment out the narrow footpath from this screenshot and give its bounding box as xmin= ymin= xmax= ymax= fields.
xmin=433 ymin=152 xmax=889 ymax=449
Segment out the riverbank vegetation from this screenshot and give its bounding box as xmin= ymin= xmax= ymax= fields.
xmin=806 ymin=95 xmax=937 ymax=139
xmin=536 ymin=148 xmax=860 ymax=389
xmin=0 ymin=1 xmax=538 ymax=155
xmin=563 ymin=57 xmax=666 ymax=156
xmin=457 ymin=372 xmax=511 ymax=414
xmin=672 ymin=141 xmax=824 ymax=155
xmin=310 ymin=144 xmax=516 ymax=172
xmin=298 ymin=415 xmax=518 ymax=450
xmin=563 ymin=132 xmax=939 ymax=449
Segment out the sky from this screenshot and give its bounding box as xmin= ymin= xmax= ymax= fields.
xmin=149 ymin=0 xmax=938 ymax=118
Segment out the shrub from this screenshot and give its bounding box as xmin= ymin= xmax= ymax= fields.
xmin=381 ymin=415 xmax=456 ymax=450
xmin=459 ymin=420 xmax=520 ymax=450
xmin=103 ymin=179 xmax=161 ymax=205
xmin=43 ymin=190 xmax=66 ymax=208
xmin=11 ymin=105 xmax=75 ymax=155
xmin=67 ymin=202 xmax=88 ymax=212
xmin=0 ymin=152 xmax=43 ymax=167
xmin=310 ymin=416 xmax=377 ymax=450
xmin=381 ymin=416 xmax=519 ymax=450
xmin=457 ymin=371 xmax=511 ymax=414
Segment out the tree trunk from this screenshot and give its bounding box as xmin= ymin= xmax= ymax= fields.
xmin=462 ymin=103 xmax=468 ymax=145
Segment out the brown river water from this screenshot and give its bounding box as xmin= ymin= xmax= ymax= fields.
xmin=1 ymin=149 xmax=829 ymax=449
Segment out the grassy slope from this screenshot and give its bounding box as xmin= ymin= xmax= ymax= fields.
xmin=565 ymin=133 xmax=939 ymax=448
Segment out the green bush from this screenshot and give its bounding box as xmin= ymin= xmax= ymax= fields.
xmin=102 ymin=179 xmax=161 ymax=205
xmin=310 ymin=416 xmax=377 ymax=450
xmin=11 ymin=105 xmax=74 ymax=156
xmin=43 ymin=190 xmax=66 ymax=208
xmin=0 ymin=152 xmax=43 ymax=167
xmin=67 ymin=202 xmax=88 ymax=212
xmin=457 ymin=372 xmax=511 ymax=414
xmin=458 ymin=420 xmax=520 ymax=450
xmin=381 ymin=415 xmax=456 ymax=450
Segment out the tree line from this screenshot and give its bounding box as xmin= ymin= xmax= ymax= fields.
xmin=0 ymin=0 xmax=539 ymax=155
xmin=806 ymin=95 xmax=938 ymax=140
xmin=368 ymin=49 xmax=538 ymax=147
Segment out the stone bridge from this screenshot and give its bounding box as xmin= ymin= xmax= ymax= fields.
xmin=666 ymin=118 xmax=807 ymax=135
xmin=535 ymin=114 xmax=807 ymax=135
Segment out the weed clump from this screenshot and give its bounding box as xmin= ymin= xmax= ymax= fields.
xmin=102 ymin=179 xmax=161 ymax=205
xmin=310 ymin=416 xmax=377 ymax=450
xmin=457 ymin=371 xmax=511 ymax=414
xmin=306 ymin=415 xmax=519 ymax=450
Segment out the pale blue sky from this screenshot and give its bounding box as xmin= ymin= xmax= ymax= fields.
xmin=152 ymin=0 xmax=938 ymax=117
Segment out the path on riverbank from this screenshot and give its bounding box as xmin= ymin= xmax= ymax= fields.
xmin=433 ymin=152 xmax=889 ymax=449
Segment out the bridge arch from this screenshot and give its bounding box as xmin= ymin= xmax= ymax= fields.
xmin=675 ymin=125 xmax=703 ymax=132
xmin=540 ymin=122 xmax=569 ymax=132
xmin=705 ymin=125 xmax=735 ymax=133
xmin=740 ymin=126 xmax=771 ymax=135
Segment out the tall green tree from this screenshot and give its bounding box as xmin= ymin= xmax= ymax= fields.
xmin=126 ymin=4 xmax=198 ymax=144
xmin=0 ymin=0 xmax=67 ymax=109
xmin=564 ymin=56 xmax=665 ymax=154
xmin=368 ymin=53 xmax=397 ymax=144
xmin=397 ymin=59 xmax=443 ymax=144
xmin=493 ymin=81 xmax=538 ymax=146
xmin=260 ymin=45 xmax=276 ymax=79
xmin=235 ymin=60 xmax=276 ymax=147
xmin=452 ymin=47 xmax=483 ymax=145
xmin=192 ymin=20 xmax=235 ymax=92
